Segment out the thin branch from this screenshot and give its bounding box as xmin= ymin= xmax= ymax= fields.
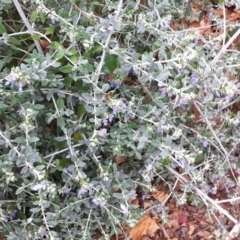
xmin=12 ymin=0 xmax=43 ymax=54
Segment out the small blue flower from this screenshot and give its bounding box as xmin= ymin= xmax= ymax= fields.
xmin=51 ymin=17 xmax=55 ymax=24
xmin=74 ymin=126 xmax=80 ymax=132
xmin=102 ymin=119 xmax=108 ymax=126
xmin=99 ymin=128 xmax=107 ymax=136
xmin=32 ymin=182 xmax=46 ymax=191
xmin=108 ymin=115 xmax=113 ymax=123
xmin=92 ymin=198 xmax=106 ymax=207
xmin=12 ymin=210 xmax=17 ymax=218
xmin=128 ymin=68 xmax=136 ymax=76
xmin=5 ymin=75 xmax=23 ymax=94
xmin=202 ymin=141 xmax=208 ymax=148
xmin=165 ymin=20 xmax=171 ymax=26
xmin=160 ymin=88 xmax=166 ymax=95
xmin=226 ymin=94 xmax=234 ymax=101
xmin=120 ymin=99 xmax=127 ymax=108
xmin=179 ymin=98 xmax=188 ymax=105
xmin=146 ymin=164 xmax=152 ymax=171
xmin=99 ymin=200 xmax=106 ymax=208
xmin=4 ymin=217 xmax=8 ymax=223
xmin=112 ymin=106 xmax=118 ymax=115
xmin=64 ymin=167 xmax=72 ymax=174
xmin=77 ymin=188 xmax=86 ymax=197
xmin=191 ymin=73 xmax=198 ymax=85
xmin=116 ymin=83 xmax=121 ymax=89
xmin=110 ymin=81 xmax=115 ymax=88
xmin=137 ymin=22 xmax=143 ymax=33
xmin=63 ymin=187 xmax=71 ymax=194
xmin=194 ymin=38 xmax=199 ymax=44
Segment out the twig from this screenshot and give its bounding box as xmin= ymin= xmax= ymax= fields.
xmin=12 ymin=0 xmax=43 ymax=54
xmin=166 ymin=166 xmax=238 ymax=224
xmin=210 ymin=27 xmax=240 ymax=67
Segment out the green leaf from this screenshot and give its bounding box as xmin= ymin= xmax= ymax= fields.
xmin=29 ymin=136 xmax=40 ymax=142
xmin=104 ymin=54 xmax=121 ymax=73
xmin=69 ymin=55 xmax=78 ymax=63
xmin=59 ymin=65 xmax=73 ymax=73
xmin=32 ymin=34 xmax=41 ymax=40
xmin=77 ymin=104 xmax=85 ymax=118
xmin=57 ymin=97 xmax=64 ymax=109
xmin=0 ymin=23 xmax=6 ymax=34
xmin=39 ymin=12 xmax=45 ymax=23
xmin=218 ymin=0 xmax=224 ymax=3
xmin=45 ymin=26 xmax=55 ymax=35
xmin=10 ymin=37 xmax=21 ymax=46
xmin=30 ymin=10 xmax=37 ymax=21
xmin=188 ymin=193 xmax=196 ymax=201
xmin=163 ymin=157 xmax=170 ymax=165
xmin=16 ymin=188 xmax=24 ymax=195
xmin=55 ymin=47 xmax=65 ymax=59
xmin=63 ymin=76 xmax=73 ymax=89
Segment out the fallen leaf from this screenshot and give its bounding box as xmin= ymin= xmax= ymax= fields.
xmin=188 ymin=221 xmax=195 ymax=236
xmin=39 ymin=39 xmax=51 ymax=48
xmin=152 ymin=190 xmax=168 ymax=203
xmin=129 ymin=215 xmax=159 ymax=240
xmin=115 ymin=157 xmax=126 ymax=165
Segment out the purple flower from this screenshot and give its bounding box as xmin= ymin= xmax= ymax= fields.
xmin=165 ymin=20 xmax=171 ymax=26
xmin=194 ymin=38 xmax=199 ymax=44
xmin=160 ymin=88 xmax=166 ymax=95
xmin=12 ymin=210 xmax=17 ymax=218
xmin=202 ymin=141 xmax=208 ymax=148
xmin=129 ymin=189 xmax=136 ymax=198
xmin=168 ymin=93 xmax=173 ymax=98
xmin=102 ymin=119 xmax=108 ymax=126
xmin=99 ymin=128 xmax=107 ymax=136
xmin=110 ymin=81 xmax=115 ymax=88
xmin=128 ymin=68 xmax=136 ymax=76
xmin=74 ymin=126 xmax=80 ymax=132
xmin=142 ymin=194 xmax=146 ymax=200
xmin=77 ymin=188 xmax=86 ymax=197
xmin=179 ymin=159 xmax=190 ymax=169
xmin=64 ymin=167 xmax=72 ymax=174
xmin=226 ymin=94 xmax=234 ymax=101
xmin=5 ymin=75 xmax=23 ymax=93
xmin=92 ymin=198 xmax=106 ymax=208
xmin=179 ymin=98 xmax=188 ymax=105
xmin=18 ymin=110 xmax=23 ymax=116
xmin=146 ymin=164 xmax=152 ymax=171
xmin=32 ymin=182 xmax=46 ymax=191
xmin=157 ymin=126 xmax=163 ymax=133
xmin=137 ymin=22 xmax=143 ymax=33
xmin=191 ymin=73 xmax=198 ymax=85
xmin=51 ymin=17 xmax=55 ymax=24
xmin=4 ymin=218 xmax=8 ymax=223
xmin=116 ymin=83 xmax=121 ymax=89
xmin=63 ymin=187 xmax=71 ymax=194
xmin=112 ymin=106 xmax=118 ymax=115
xmin=108 ymin=115 xmax=113 ymax=122
xmin=120 ymin=99 xmax=127 ymax=108
xmin=99 ymin=200 xmax=106 ymax=208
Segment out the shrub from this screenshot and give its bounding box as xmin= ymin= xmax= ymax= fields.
xmin=0 ymin=0 xmax=240 ymax=239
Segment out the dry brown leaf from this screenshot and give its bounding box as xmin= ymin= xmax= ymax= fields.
xmin=152 ymin=190 xmax=168 ymax=203
xmin=188 ymin=221 xmax=195 ymax=236
xmin=143 ymin=200 xmax=151 ymax=209
xmin=165 ymin=211 xmax=179 ymax=229
xmin=129 ymin=215 xmax=159 ymax=240
xmin=39 ymin=39 xmax=51 ymax=48
xmin=115 ymin=157 xmax=126 ymax=165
